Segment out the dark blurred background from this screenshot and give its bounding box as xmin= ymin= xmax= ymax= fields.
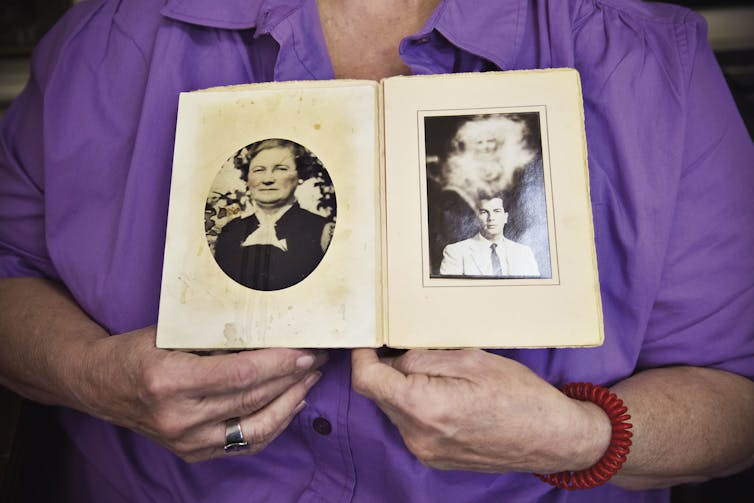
xmin=1 ymin=1 xmax=753 ymax=501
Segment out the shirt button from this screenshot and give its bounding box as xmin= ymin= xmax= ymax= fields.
xmin=415 ymin=36 xmax=431 ymax=44
xmin=312 ymin=417 xmax=332 ymax=436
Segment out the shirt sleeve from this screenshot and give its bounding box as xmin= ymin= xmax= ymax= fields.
xmin=439 ymin=243 xmax=463 ymax=275
xmin=0 ymin=0 xmax=113 ymax=282
xmin=0 ymin=63 xmax=58 ymax=280
xmin=639 ymin=13 xmax=754 ymax=379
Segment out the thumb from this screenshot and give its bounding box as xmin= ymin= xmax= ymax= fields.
xmin=351 ymin=348 xmax=408 ymax=407
xmin=389 ymin=348 xmax=481 ymax=378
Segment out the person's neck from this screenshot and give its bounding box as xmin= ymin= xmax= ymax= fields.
xmin=254 ymin=200 xmax=294 ymax=220
xmin=480 ymin=232 xmax=503 ymax=243
xmin=317 ymin=0 xmax=442 ymax=80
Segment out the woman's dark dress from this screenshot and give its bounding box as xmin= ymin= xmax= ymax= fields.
xmin=214 ymin=203 xmax=328 ymax=291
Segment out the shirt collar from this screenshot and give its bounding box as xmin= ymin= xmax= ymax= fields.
xmin=408 ymin=0 xmax=528 ymax=70
xmin=251 ymin=200 xmax=295 ymax=226
xmin=160 ymin=0 xmax=304 ymax=31
xmin=473 ymin=233 xmax=505 ymax=247
xmin=161 ymin=0 xmax=528 ymax=69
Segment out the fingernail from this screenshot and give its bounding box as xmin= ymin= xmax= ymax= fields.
xmin=296 ymin=354 xmax=315 ymax=371
xmin=304 ymin=371 xmax=322 ymax=387
xmin=294 ymin=400 xmax=307 ymax=414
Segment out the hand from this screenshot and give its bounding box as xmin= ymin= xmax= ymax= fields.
xmin=352 ymin=348 xmax=610 ymax=473
xmin=73 ymin=326 xmax=326 ymax=462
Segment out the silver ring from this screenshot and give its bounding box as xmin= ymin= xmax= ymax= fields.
xmin=224 ymin=418 xmax=249 ymax=452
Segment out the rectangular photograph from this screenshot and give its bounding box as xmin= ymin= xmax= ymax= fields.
xmin=422 ymin=110 xmax=555 ymax=282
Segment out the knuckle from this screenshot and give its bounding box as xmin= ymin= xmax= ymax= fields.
xmin=152 ymin=413 xmax=188 ymax=441
xmin=404 ymin=390 xmax=454 ymax=434
xmin=172 ymin=443 xmax=193 ymax=461
xmin=351 ymin=372 xmax=370 ymax=396
xmin=229 ymin=359 xmax=261 ymax=389
xmin=167 ymin=434 xmax=215 ymax=463
xmin=423 ymin=400 xmax=451 ymax=425
xmin=398 ymin=351 xmax=425 ymax=373
xmin=238 ymin=389 xmax=265 ymax=413
xmin=403 ymin=386 xmax=431 ymax=415
xmin=177 ymin=448 xmax=203 ymax=464
xmin=180 ymin=454 xmax=199 ymax=464
xmin=461 ymin=348 xmax=484 ymax=364
xmin=245 ymin=417 xmax=278 ymax=446
xmin=405 ymin=436 xmax=438 ymax=466
xmin=141 ymin=365 xmax=174 ymax=402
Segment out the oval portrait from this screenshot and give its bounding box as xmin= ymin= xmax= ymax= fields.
xmin=205 ymin=138 xmax=337 ymax=291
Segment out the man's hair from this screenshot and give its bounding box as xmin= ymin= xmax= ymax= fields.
xmin=478 ymin=194 xmax=507 ymax=211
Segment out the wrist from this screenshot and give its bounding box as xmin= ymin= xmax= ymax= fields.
xmin=0 ymin=277 xmax=110 ymax=408
xmin=568 ymin=399 xmax=613 ymax=469
xmin=50 ymin=320 xmax=110 ymax=413
xmin=536 ymin=383 xmax=633 ymax=490
xmin=527 ymin=386 xmax=612 ymax=474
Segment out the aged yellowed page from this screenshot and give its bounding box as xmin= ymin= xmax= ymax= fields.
xmin=157 ymin=80 xmax=383 ymax=349
xmin=382 ymin=70 xmax=603 ymax=348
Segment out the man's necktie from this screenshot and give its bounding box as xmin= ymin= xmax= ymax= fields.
xmin=490 ymin=243 xmax=503 ymax=276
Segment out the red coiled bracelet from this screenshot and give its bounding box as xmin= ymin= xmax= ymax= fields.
xmin=535 ymin=382 xmax=633 ymax=490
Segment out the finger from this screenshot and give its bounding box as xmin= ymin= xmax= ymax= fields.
xmin=168 ymin=348 xmax=328 ymax=397
xmin=389 ymin=348 xmax=486 ymax=378
xmin=208 ymin=371 xmax=321 ymax=460
xmin=351 ymin=348 xmax=410 ymax=406
xmin=168 ymin=371 xmax=320 ymax=462
xmin=192 ymin=369 xmax=322 ymax=421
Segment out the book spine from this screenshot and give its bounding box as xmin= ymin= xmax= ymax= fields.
xmin=377 ymin=81 xmax=388 ymax=346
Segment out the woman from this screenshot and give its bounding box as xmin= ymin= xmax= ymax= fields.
xmin=213 ymin=139 xmax=333 ymax=291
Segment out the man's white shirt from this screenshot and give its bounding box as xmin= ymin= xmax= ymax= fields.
xmin=439 ymin=233 xmax=540 ymax=277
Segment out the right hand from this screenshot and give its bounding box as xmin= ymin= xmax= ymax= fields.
xmin=73 ymin=325 xmax=326 ymax=462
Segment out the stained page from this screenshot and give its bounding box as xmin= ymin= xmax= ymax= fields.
xmin=157 ymin=80 xmax=382 ymax=349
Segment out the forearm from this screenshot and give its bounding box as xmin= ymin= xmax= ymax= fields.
xmin=607 ymin=366 xmax=754 ymax=489
xmin=352 ymin=349 xmax=754 ymax=489
xmin=0 ymin=276 xmax=108 ymax=407
xmin=0 ymin=277 xmax=328 ymax=462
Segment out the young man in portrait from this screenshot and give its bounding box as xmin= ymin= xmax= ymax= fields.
xmin=440 ymin=195 xmax=540 ymax=278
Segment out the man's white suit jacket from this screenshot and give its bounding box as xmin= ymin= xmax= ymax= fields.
xmin=439 ymin=234 xmax=540 ymax=277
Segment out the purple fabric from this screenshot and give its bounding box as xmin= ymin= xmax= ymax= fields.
xmin=1 ymin=0 xmax=753 ymax=501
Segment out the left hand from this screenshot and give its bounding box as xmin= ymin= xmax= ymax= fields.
xmin=351 ymin=348 xmax=610 ymax=473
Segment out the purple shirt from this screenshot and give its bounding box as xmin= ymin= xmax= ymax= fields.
xmin=2 ymin=0 xmax=753 ymax=501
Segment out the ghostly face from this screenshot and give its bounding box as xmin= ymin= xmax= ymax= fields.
xmin=446 ymin=115 xmax=535 ymax=195
xmin=477 ymin=197 xmax=508 ymax=240
xmin=247 ymin=146 xmax=300 ymax=209
xmin=470 ymin=136 xmax=500 ymax=156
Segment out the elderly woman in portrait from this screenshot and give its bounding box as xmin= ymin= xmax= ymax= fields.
xmin=213 ymin=139 xmax=333 ymax=291
xmin=427 ymin=114 xmax=545 ymax=276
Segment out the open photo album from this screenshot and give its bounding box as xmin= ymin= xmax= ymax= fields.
xmin=156 ymin=69 xmax=604 ymax=349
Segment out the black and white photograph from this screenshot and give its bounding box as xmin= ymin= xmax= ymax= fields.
xmin=424 ymin=111 xmax=552 ymax=280
xmin=205 ymin=138 xmax=337 ymax=291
